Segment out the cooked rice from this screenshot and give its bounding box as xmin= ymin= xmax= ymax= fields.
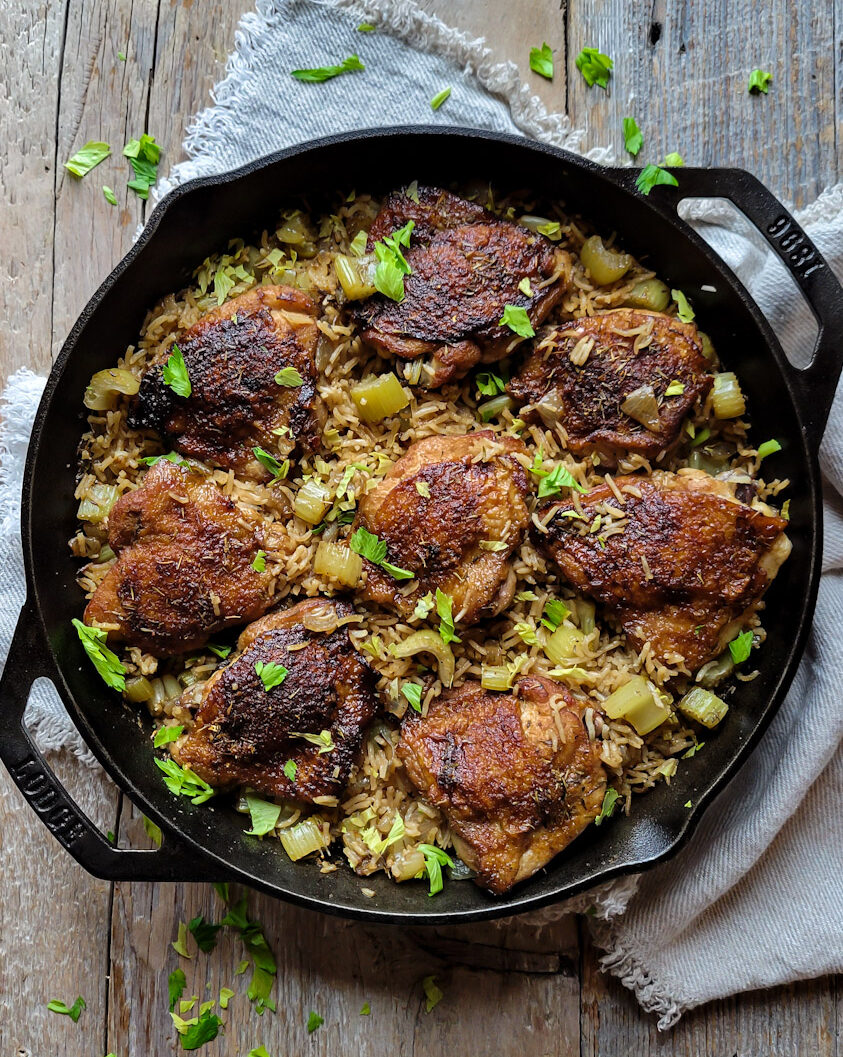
xmin=72 ymin=187 xmax=786 ymax=888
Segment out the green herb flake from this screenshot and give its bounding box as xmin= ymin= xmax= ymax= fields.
xmin=255 ymin=660 xmax=288 ymax=692
xmin=418 ymin=843 xmax=454 ymax=897
xmin=162 ymin=344 xmax=192 ymax=398
xmin=685 ymin=800 xmax=693 ymax=808
xmin=155 ymin=758 xmax=216 ymax=805
xmin=71 ymin=618 xmax=126 ymax=691
xmin=435 ymin=588 xmax=461 ymax=645
xmin=172 ymin=921 xmax=193 ymax=958
xmin=430 ymin=87 xmax=451 ymax=110
xmin=248 ymin=1047 xmax=271 ymax=1057
xmin=541 ymin=599 xmax=571 ymax=631
xmin=358 ymin=22 xmax=375 ymax=31
xmin=594 ymin=787 xmax=621 ymax=826
xmin=514 ymin=621 xmax=539 ymax=646
xmin=218 ymin=987 xmax=235 ymax=1010
xmin=729 ymin=629 xmax=754 ymax=664
xmin=690 ymin=426 xmax=711 ymax=448
xmin=401 ymin=682 xmax=423 ymax=712
xmin=515 ymin=590 xmax=539 ymax=602
xmin=188 ymin=914 xmax=222 ymax=953
xmin=476 ymin=371 xmax=506 ymax=396
xmin=221 ymin=896 xmax=277 ymax=1015
xmin=139 ymin=451 xmax=189 ymax=468
xmin=106 ymin=829 xmax=117 ymax=844
xmin=748 ymin=68 xmax=773 ymax=94
xmin=283 ymin=759 xmax=297 ymax=781
xmin=349 ymin=229 xmax=368 ymax=256
xmin=154 ymin=724 xmax=184 ymax=748
xmin=236 ymin=960 xmax=250 ymax=976
xmin=65 ymin=141 xmax=111 ymax=178
xmin=518 ymin=276 xmax=533 ymax=297
xmin=682 ymin=741 xmax=705 ymax=759
xmin=252 ymin=446 xmax=289 ymax=479
xmin=290 ymin=729 xmax=334 ymax=753
xmin=274 ymin=366 xmax=304 ymax=387
xmin=251 ymin=550 xmax=267 ymax=573
xmin=535 ymin=462 xmax=587 ymax=498
xmin=373 ymin=219 xmax=415 ymax=302
xmin=47 ymin=996 xmax=86 ymax=1022
xmin=781 ymin=499 xmax=791 ymax=520
xmin=350 ymin=525 xmax=414 ymax=580
xmin=168 ymin=968 xmax=187 ymax=1011
xmin=622 ymin=116 xmax=643 ymax=157
xmin=664 ymin=380 xmax=685 ymax=396
xmin=118 ymin=50 xmax=126 ymax=61
xmin=529 ymin=42 xmax=554 ymax=80
xmin=663 ymin=151 xmax=685 ymax=167
xmin=672 ymin=289 xmax=695 ymax=323
xmin=123 ymin=133 xmax=161 ymax=199
xmin=575 ymin=46 xmax=613 ymax=89
xmin=499 ymin=304 xmax=535 ymax=338
xmin=360 ymin=1001 xmax=371 ymax=1015
xmin=103 ymin=185 xmax=117 ymax=205
xmin=307 ymin=1011 xmax=325 ymax=1033
xmin=636 ymin=164 xmax=679 ymax=196
xmin=180 ymin=1008 xmax=223 ymax=1050
xmin=413 ymin=591 xmax=435 ymax=621
xmin=291 ymin=54 xmax=365 ymax=82
xmin=207 ymin=643 xmax=232 ymax=659
xmin=757 ymin=438 xmax=782 ymax=460
xmin=143 ymin=814 xmax=163 ymax=846
xmin=245 ymin=795 xmax=282 ymax=837
xmin=422 ymin=975 xmax=443 ymax=1013
xmin=415 ymin=480 xmax=431 ymax=498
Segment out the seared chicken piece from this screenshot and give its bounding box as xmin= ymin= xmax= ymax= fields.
xmin=534 ymin=470 xmax=791 ymax=671
xmin=172 ymin=599 xmax=379 ymax=802
xmin=508 ymin=309 xmax=712 ymax=464
xmin=353 ymin=431 xmax=530 ymax=626
xmin=354 ymin=186 xmax=571 ymax=386
xmin=399 ymin=676 xmax=607 ymax=895
xmin=129 ymin=286 xmax=323 ymax=480
xmin=84 ymin=461 xmax=288 ymax=654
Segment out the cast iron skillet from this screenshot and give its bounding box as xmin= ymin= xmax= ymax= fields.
xmin=1 ymin=128 xmax=841 ymax=924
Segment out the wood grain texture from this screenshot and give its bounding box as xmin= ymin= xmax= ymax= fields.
xmin=0 ymin=0 xmax=841 ymax=1054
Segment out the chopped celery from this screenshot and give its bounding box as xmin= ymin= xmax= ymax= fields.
xmin=601 ymin=675 xmax=671 ymax=735
xmin=677 ymin=686 xmax=729 ymax=728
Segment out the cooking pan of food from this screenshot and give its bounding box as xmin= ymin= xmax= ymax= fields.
xmin=2 ymin=127 xmax=840 ymax=923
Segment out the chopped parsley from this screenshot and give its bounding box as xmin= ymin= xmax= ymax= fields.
xmin=123 ymin=133 xmax=161 ymax=199
xmin=499 ymin=304 xmax=535 ymax=338
xmin=307 ymin=1011 xmax=325 ymax=1033
xmin=103 ymin=185 xmax=117 ymax=205
xmin=350 ymin=525 xmax=414 ymax=580
xmin=274 ymin=366 xmax=304 ymax=387
xmin=358 ymin=22 xmax=375 ymax=31
xmin=479 ymin=540 xmax=507 ymax=551
xmin=248 ymin=1048 xmax=271 ymax=1057
xmin=118 ymin=50 xmax=126 ymax=61
xmin=594 ymin=787 xmax=620 ymax=826
xmin=64 ymin=141 xmax=111 ymax=178
xmin=636 ymin=164 xmax=679 ymax=196
xmin=221 ymin=895 xmax=277 ymax=1014
xmin=664 ymin=380 xmax=685 ymax=396
xmin=180 ymin=1008 xmax=223 ymax=1050
xmin=245 ymin=795 xmax=282 ymax=836
xmin=361 ymin=814 xmax=405 ymax=857
xmin=435 ymin=588 xmax=461 ymax=645
xmin=663 ymin=151 xmax=685 ymax=167
xmin=537 ymin=220 xmax=562 ymax=240
xmin=529 ymin=42 xmax=554 ymax=80
xmin=476 ymin=370 xmax=506 ymax=396
xmin=291 ymin=729 xmax=335 ymax=753
xmin=291 ymin=55 xmax=365 ymax=82
xmin=748 ymin=68 xmax=772 ymax=94
xmin=541 ymin=599 xmax=571 ymax=630
xmin=71 ymin=618 xmax=126 ymax=691
xmin=373 ymin=219 xmax=415 ymax=302
xmin=682 ymin=741 xmax=705 ymax=759
xmin=415 ymin=480 xmax=431 ymax=498
xmin=207 ymin=643 xmax=232 ymax=659
xmin=143 ymin=814 xmax=163 ymax=846
xmin=360 ymin=1002 xmax=371 ymax=1015
xmin=401 ymin=682 xmax=423 ymax=712
xmin=757 ymin=438 xmax=782 ymax=460
xmin=514 ymin=621 xmax=539 ymax=646
xmin=251 ymin=550 xmax=267 ymax=573
xmin=168 ymin=968 xmax=187 ymax=1011
xmin=672 ymin=289 xmax=695 ymax=323
xmin=623 ymin=116 xmax=643 ymax=157
xmin=252 ymin=446 xmax=289 ymax=479
xmin=575 ymin=46 xmax=613 ymax=88
xmin=172 ymin=921 xmax=192 ymax=958
xmin=153 ymin=724 xmax=184 ymax=748
xmin=533 ymin=459 xmax=588 ymax=498
xmin=430 ymin=87 xmax=451 ymax=110
xmin=162 ymin=345 xmax=192 ymax=398
xmin=155 ymin=758 xmax=216 ymax=804
xmin=188 ymin=914 xmax=221 ymax=953
xmin=422 ymin=975 xmax=443 ymax=1013
xmin=139 ymin=451 xmax=189 ymax=468
xmin=729 ymin=629 xmax=754 ymax=664
xmin=255 ymin=660 xmax=288 ymax=691
xmin=418 ymin=843 xmax=453 ymax=896
xmin=47 ymin=996 xmax=86 ymax=1022
xmin=219 ymin=988 xmax=235 ymax=1010
xmin=518 ymin=276 xmax=533 ymax=297
xmin=685 ymin=800 xmax=693 ymax=808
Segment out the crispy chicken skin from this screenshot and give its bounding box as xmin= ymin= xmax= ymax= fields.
xmin=353 ymin=431 xmax=530 ymax=625
xmin=172 ymin=599 xmax=379 ymax=802
xmin=129 ymin=286 xmax=323 ymax=480
xmin=84 ymin=461 xmax=286 ymax=654
xmin=534 ymin=470 xmax=791 ymax=671
xmin=354 ymin=187 xmax=571 ymax=386
xmin=508 ymin=309 xmax=713 ymax=463
xmin=398 ymin=676 xmax=607 ymax=894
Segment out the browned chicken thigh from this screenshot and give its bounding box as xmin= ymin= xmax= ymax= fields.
xmin=354 ymin=187 xmax=571 ymax=386
xmin=534 ymin=470 xmax=791 ymax=671
xmin=352 ymin=431 xmax=530 ymax=626
xmin=129 ymin=285 xmax=323 ymax=480
xmin=508 ymin=309 xmax=713 ymax=464
xmin=84 ymin=461 xmax=287 ymax=654
xmin=398 ymin=676 xmax=607 ymax=894
xmin=172 ymin=599 xmax=379 ymax=802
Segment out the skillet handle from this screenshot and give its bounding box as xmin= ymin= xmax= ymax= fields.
xmin=617 ymin=166 xmax=843 ymax=447
xmin=0 ymin=603 xmax=226 ymax=882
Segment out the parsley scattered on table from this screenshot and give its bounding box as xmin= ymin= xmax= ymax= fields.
xmin=422 ymin=975 xmax=443 ymax=1013
xmin=47 ymin=996 xmax=86 ymax=1022
xmin=575 ymin=47 xmax=613 ymax=88
xmin=143 ymin=814 xmax=163 ymax=846
xmin=64 ymin=141 xmax=111 ymax=177
xmin=430 ymin=87 xmax=451 ymax=110
xmin=172 ymin=921 xmax=193 ymax=958
xmin=529 ymin=42 xmax=554 ymax=80
xmin=622 ymin=116 xmax=643 ymax=157
xmin=180 ymin=1007 xmax=223 ymax=1050
xmin=123 ymin=133 xmax=161 ymax=199
xmin=307 ymin=1011 xmax=325 ymax=1033
xmin=168 ymin=968 xmax=187 ymax=1011
xmin=291 ymin=55 xmax=365 ymax=82
xmin=103 ymin=185 xmax=117 ymax=205
xmin=221 ymin=895 xmax=278 ymax=1014
xmin=636 ymin=164 xmax=679 ymax=196
xmin=748 ymin=68 xmax=772 ymax=94
xmin=187 ymin=915 xmax=221 ymax=953
xmin=360 ymin=1002 xmax=371 ymax=1015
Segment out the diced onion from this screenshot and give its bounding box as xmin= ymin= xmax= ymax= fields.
xmin=279 ymin=817 xmax=328 ymax=861
xmin=294 ymin=479 xmax=332 ymax=525
xmin=677 ymin=686 xmax=729 ymax=728
xmin=390 ymin=847 xmax=426 ymax=883
xmin=335 ymin=253 xmax=377 ymax=300
xmin=84 ymin=368 xmax=140 ymax=410
xmin=580 ymin=235 xmax=632 ymax=286
xmin=623 ymin=278 xmax=670 ymax=312
xmin=393 ymin=630 xmax=455 ymax=687
xmin=313 ymin=541 xmax=363 ymax=587
xmin=124 ymin=675 xmax=154 ymax=703
xmin=601 ymin=675 xmax=671 ymax=735
xmin=351 ymin=373 xmax=410 ymax=423
xmin=712 ymin=372 xmax=746 ymax=419
xmin=77 ymin=483 xmax=120 ymax=524
xmin=620 ymin=384 xmax=661 ymax=431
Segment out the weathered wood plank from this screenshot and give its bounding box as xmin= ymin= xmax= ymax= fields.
xmin=565 ymin=0 xmax=838 ymax=208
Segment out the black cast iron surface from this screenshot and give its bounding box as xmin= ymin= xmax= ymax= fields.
xmin=2 ymin=128 xmax=842 ymax=923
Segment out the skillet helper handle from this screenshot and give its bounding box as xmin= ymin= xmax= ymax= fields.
xmin=661 ymin=167 xmax=843 ymax=447
xmin=0 ymin=603 xmax=224 ymax=882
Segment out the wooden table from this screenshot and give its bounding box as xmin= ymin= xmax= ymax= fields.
xmin=1 ymin=2 xmax=840 ymax=1054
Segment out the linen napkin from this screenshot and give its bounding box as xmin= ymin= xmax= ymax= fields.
xmin=2 ymin=0 xmax=841 ymax=1027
